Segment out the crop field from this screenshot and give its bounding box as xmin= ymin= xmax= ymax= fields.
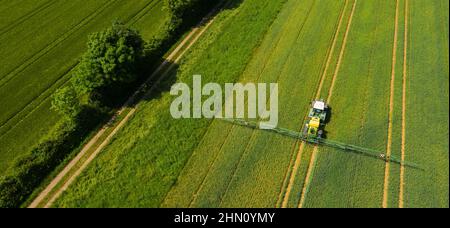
xmin=19 ymin=0 xmax=448 ymax=208
xmin=0 ymin=0 xmax=168 ymax=172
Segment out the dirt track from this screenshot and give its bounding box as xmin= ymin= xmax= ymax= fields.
xmin=382 ymin=0 xmax=400 ymax=209
xmin=399 ymin=0 xmax=409 ymax=209
xmin=28 ymin=2 xmax=223 ymax=208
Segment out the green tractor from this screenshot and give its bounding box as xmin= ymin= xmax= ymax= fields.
xmin=303 ymin=100 xmax=328 ymax=140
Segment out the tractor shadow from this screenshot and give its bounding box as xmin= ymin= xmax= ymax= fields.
xmin=320 ymin=106 xmax=332 ymax=139
xmin=325 ymin=106 xmax=332 ymax=124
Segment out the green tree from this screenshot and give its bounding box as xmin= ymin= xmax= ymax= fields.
xmin=72 ymin=22 xmax=145 ymax=96
xmin=51 ymin=86 xmax=81 ymax=120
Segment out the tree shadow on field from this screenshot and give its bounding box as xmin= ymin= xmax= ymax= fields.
xmin=220 ymin=0 xmax=244 ymax=11
xmin=190 ymin=0 xmax=244 ymax=30
xmin=122 ymin=57 xmax=180 ymax=108
xmin=127 ymin=0 xmax=245 ymax=106
xmin=140 ymin=60 xmax=180 ymax=104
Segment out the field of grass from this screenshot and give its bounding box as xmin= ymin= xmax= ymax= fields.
xmin=170 ymin=0 xmax=446 ymax=208
xmin=297 ymin=0 xmax=448 ymax=208
xmin=0 ymin=0 xmax=169 ymax=173
xmin=163 ymin=0 xmax=351 ymax=208
xmin=24 ymin=0 xmax=448 ymax=208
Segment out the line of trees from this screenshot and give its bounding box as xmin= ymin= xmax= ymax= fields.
xmin=0 ymin=0 xmax=215 ymax=208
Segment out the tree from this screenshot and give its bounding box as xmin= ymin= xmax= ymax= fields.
xmin=51 ymin=86 xmax=81 ymax=120
xmin=165 ymin=0 xmax=202 ymax=32
xmin=71 ymin=22 xmax=145 ymax=97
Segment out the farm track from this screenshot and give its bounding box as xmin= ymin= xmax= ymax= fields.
xmin=296 ymin=0 xmax=358 ymax=208
xmin=0 ymin=0 xmax=56 ymax=36
xmin=29 ymin=2 xmax=225 ymax=208
xmin=278 ymin=0 xmax=351 ymax=208
xmin=0 ymin=0 xmax=117 ymax=86
xmin=383 ymin=0 xmax=400 ymax=209
xmin=0 ymin=0 xmax=160 ymax=135
xmin=399 ymin=0 xmax=409 ymax=208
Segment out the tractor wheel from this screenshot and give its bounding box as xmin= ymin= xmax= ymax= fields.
xmin=318 ymin=130 xmax=324 ymax=138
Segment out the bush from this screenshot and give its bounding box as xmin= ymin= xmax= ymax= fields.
xmin=165 ymin=0 xmax=209 ymax=32
xmin=51 ymin=86 xmax=81 ymax=120
xmin=142 ymin=0 xmax=214 ymax=72
xmin=0 ymin=121 xmax=76 ymax=208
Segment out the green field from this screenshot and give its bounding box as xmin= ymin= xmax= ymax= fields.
xmin=403 ymin=0 xmax=449 ymax=207
xmin=53 ymin=0 xmax=288 ymax=207
xmin=0 ymin=0 xmax=168 ymax=173
xmin=10 ymin=0 xmax=447 ymax=208
xmin=55 ymin=0 xmax=448 ymax=208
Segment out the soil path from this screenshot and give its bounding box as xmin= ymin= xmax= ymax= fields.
xmin=399 ymin=0 xmax=409 ymax=209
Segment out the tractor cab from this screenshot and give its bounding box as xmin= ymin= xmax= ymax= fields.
xmin=308 ymin=100 xmax=328 ymax=121
xmin=304 ymin=100 xmax=329 ymax=139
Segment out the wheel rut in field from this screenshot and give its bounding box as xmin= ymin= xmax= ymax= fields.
xmin=382 ymin=0 xmax=400 ymax=209
xmin=0 ymin=0 xmax=57 ymax=36
xmin=0 ymin=0 xmax=119 ymax=86
xmin=399 ymin=0 xmax=409 ymax=209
